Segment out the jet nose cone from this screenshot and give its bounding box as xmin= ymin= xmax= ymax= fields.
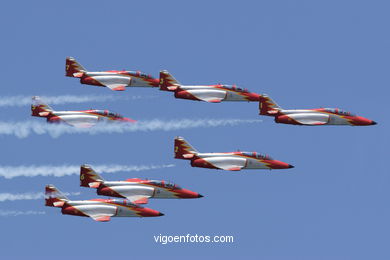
xmin=288 ymin=164 xmax=295 ymax=169
xmin=158 ymin=212 xmax=165 ymax=216
xmin=198 ymin=194 xmax=204 ymax=198
xmin=371 ymin=121 xmax=377 ymax=125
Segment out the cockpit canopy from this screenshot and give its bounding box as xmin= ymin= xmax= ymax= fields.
xmin=95 ymin=110 xmax=123 ymax=119
xmin=241 ymin=152 xmax=273 ymax=160
xmin=148 ymin=180 xmax=182 ymax=190
xmin=324 ymin=108 xmax=355 ymax=117
xmin=222 ymin=85 xmax=249 ymax=93
xmin=128 ymin=70 xmax=153 ymax=79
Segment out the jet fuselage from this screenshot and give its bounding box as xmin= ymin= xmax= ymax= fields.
xmin=96 ymin=180 xmax=202 ymax=200
xmin=189 ymin=152 xmax=293 ymax=170
xmin=61 ymin=199 xmax=163 ymax=218
xmin=172 ymin=85 xmax=260 ymax=102
xmin=32 ymin=108 xmax=135 ymax=127
xmin=79 ymin=71 xmax=160 ymax=89
xmin=271 ymin=108 xmax=376 ymax=126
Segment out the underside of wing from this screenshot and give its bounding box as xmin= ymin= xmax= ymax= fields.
xmin=124 ymin=195 xmax=150 ymax=204
xmin=90 ymin=214 xmax=112 ymax=222
xmin=202 ymin=97 xmax=223 ymax=103
xmin=105 ymin=83 xmax=126 ymax=91
xmin=58 ymin=115 xmax=99 ymax=128
xmin=203 ymin=156 xmax=247 ymax=171
xmin=71 ymin=204 xmax=116 ymax=222
xmin=298 ymin=119 xmax=327 ymax=125
xmin=66 ymin=121 xmax=96 ymax=128
xmin=289 ymin=113 xmax=330 ymax=125
xmin=185 ymin=89 xmax=226 ymax=103
xmin=217 ymin=165 xmax=244 ymax=171
xmin=225 ymin=166 xmax=244 ymax=171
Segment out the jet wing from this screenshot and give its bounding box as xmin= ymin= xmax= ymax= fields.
xmin=183 ymin=89 xmax=226 ymax=103
xmin=202 ymin=156 xmax=246 ymax=171
xmin=90 ymin=214 xmax=112 ymax=222
xmin=298 ymin=119 xmax=327 ymax=125
xmin=201 ymin=97 xmax=224 ymax=103
xmin=57 ymin=115 xmax=99 ymax=128
xmin=224 ymin=166 xmax=244 ymax=171
xmin=70 ymin=204 xmax=116 ymax=221
xmin=66 ymin=121 xmax=96 ymax=128
xmin=105 ymin=83 xmax=126 ymax=91
xmin=123 ymin=195 xmax=150 ymax=204
xmin=217 ymin=165 xmax=244 ymax=171
xmin=288 ymin=113 xmax=330 ymax=125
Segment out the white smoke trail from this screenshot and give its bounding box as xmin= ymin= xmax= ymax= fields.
xmin=0 ymin=210 xmax=45 ymax=217
xmin=0 ymin=95 xmax=153 ymax=107
xmin=0 ymin=119 xmax=261 ymax=138
xmin=0 ymin=164 xmax=175 ymax=179
xmin=0 ymin=192 xmax=80 ymax=202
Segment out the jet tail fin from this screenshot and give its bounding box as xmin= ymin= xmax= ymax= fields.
xmin=80 ymin=164 xmax=105 ymax=188
xmin=45 ymin=185 xmax=69 ymax=207
xmin=159 ymin=70 xmax=181 ymax=91
xmin=31 ymin=96 xmax=53 ymax=117
xmin=259 ymin=94 xmax=282 ymax=115
xmin=174 ymin=136 xmax=198 ymax=159
xmin=66 ymin=57 xmax=87 ymax=77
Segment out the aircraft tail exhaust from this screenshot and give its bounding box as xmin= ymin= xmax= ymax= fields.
xmin=159 ymin=70 xmax=181 ymax=91
xmin=259 ymin=94 xmax=282 ymax=115
xmin=80 ymin=164 xmax=105 ymax=188
xmin=45 ymin=184 xmax=69 ymax=207
xmin=31 ymin=96 xmax=53 ymax=117
xmin=174 ymin=136 xmax=198 ymax=159
xmin=66 ymin=57 xmax=87 ymax=77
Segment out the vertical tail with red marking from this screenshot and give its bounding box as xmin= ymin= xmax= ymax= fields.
xmin=45 ymin=185 xmax=69 ymax=207
xmin=159 ymin=70 xmax=181 ymax=91
xmin=80 ymin=164 xmax=105 ymax=188
xmin=31 ymin=96 xmax=53 ymax=117
xmin=174 ymin=136 xmax=198 ymax=159
xmin=66 ymin=57 xmax=87 ymax=77
xmin=259 ymin=94 xmax=282 ymax=116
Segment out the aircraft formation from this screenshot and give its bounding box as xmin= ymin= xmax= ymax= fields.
xmin=40 ymin=57 xmax=376 ymax=221
xmin=46 ymin=165 xmax=203 ymax=221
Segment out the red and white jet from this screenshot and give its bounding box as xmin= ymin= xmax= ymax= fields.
xmin=259 ymin=95 xmax=377 ymax=126
xmin=174 ymin=136 xmax=294 ymax=171
xmin=65 ymin=57 xmax=160 ymax=91
xmin=159 ymin=70 xmax=261 ymax=103
xmin=79 ymin=165 xmax=203 ymax=204
xmin=31 ymin=96 xmax=135 ymax=128
xmin=45 ymin=185 xmax=164 ymax=222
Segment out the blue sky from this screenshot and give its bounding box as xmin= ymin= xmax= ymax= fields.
xmin=0 ymin=0 xmax=388 ymax=259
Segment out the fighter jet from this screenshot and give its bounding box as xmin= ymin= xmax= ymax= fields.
xmin=159 ymin=70 xmax=261 ymax=103
xmin=65 ymin=57 xmax=160 ymax=91
xmin=31 ymin=96 xmax=135 ymax=128
xmin=80 ymin=165 xmax=203 ymax=204
xmin=259 ymin=95 xmax=377 ymax=126
xmin=45 ymin=185 xmax=164 ymax=222
xmin=174 ymin=136 xmax=294 ymax=171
